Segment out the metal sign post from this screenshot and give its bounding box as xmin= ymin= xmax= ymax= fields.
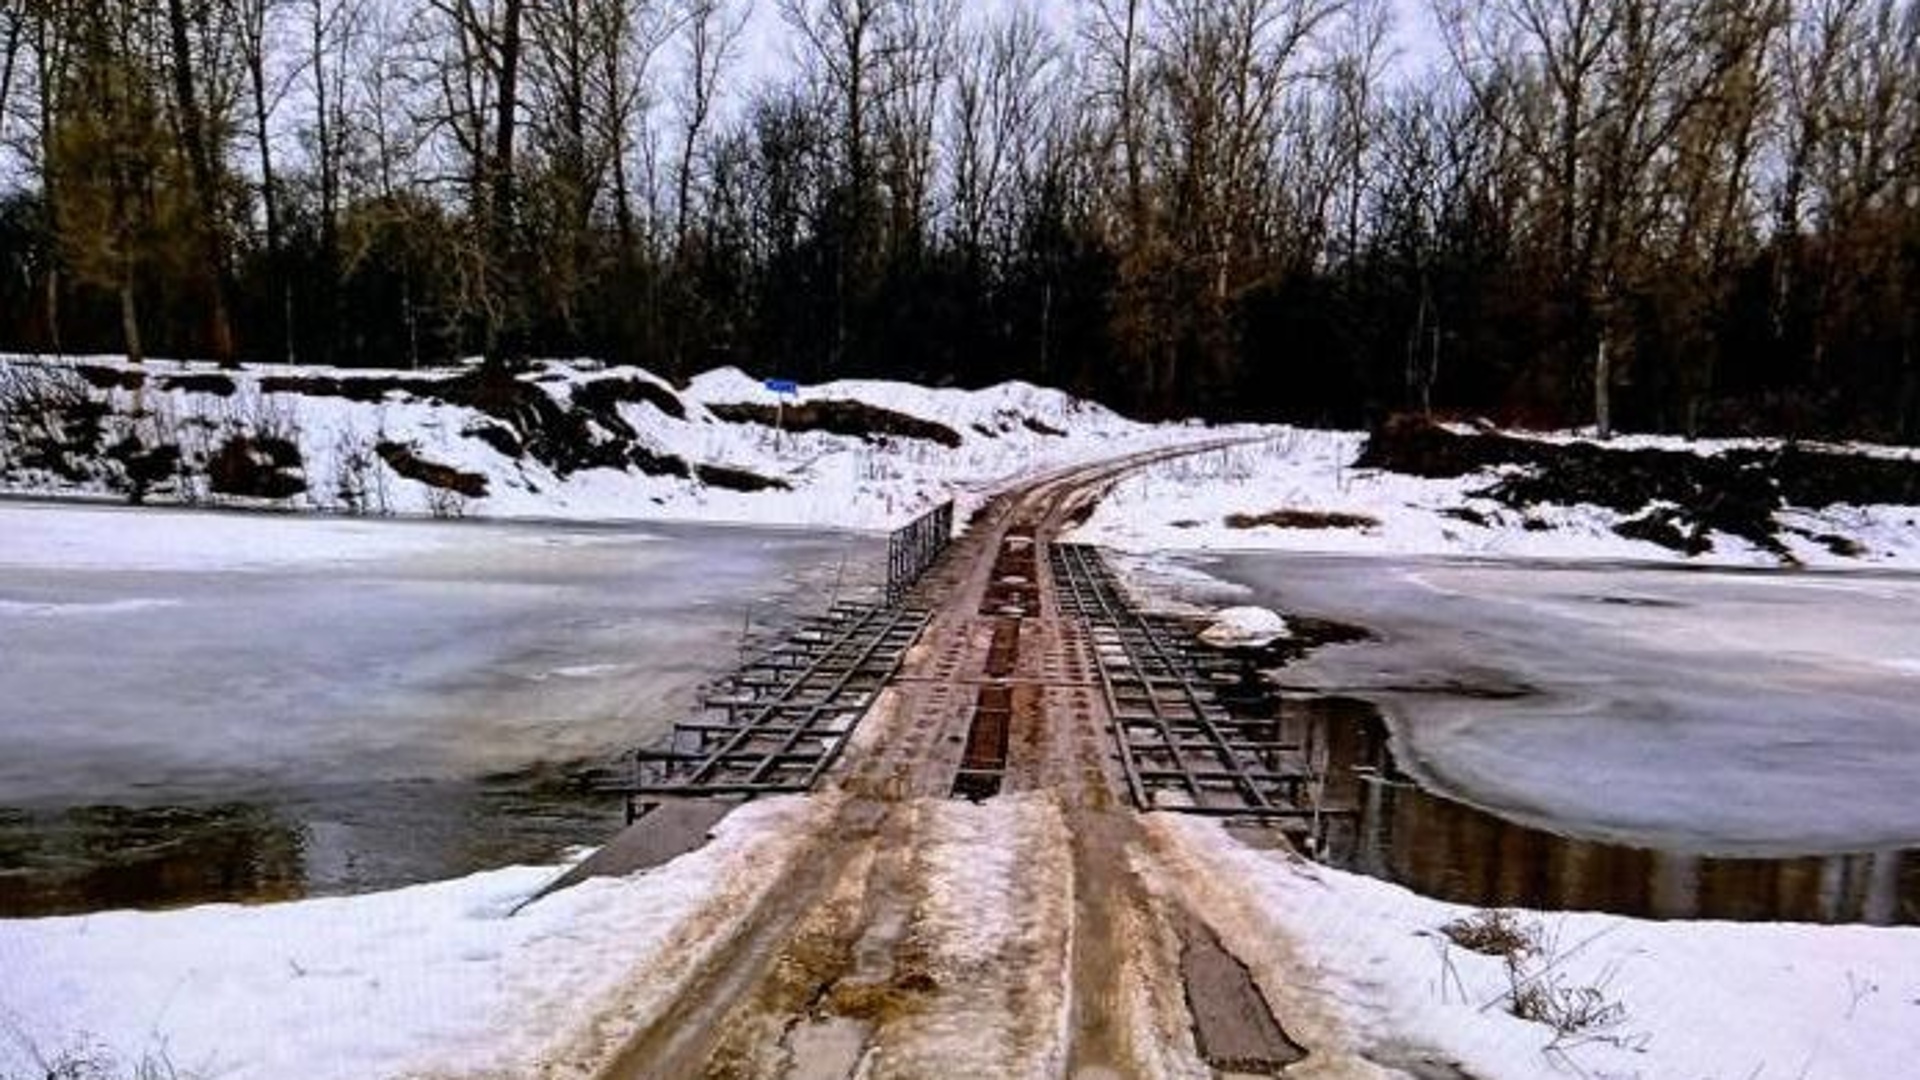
xmin=763 ymin=377 xmax=800 ymax=445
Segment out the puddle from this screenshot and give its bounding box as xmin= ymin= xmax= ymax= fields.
xmin=1297 ymin=697 xmax=1920 ymax=926
xmin=0 ymin=764 xmax=620 ymax=917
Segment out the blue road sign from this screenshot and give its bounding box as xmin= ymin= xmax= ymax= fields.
xmin=763 ymin=378 xmax=800 ymax=396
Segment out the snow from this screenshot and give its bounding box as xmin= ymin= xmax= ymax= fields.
xmin=0 ymin=354 xmax=1200 ymax=533
xmin=0 ymin=795 xmax=835 ymax=1080
xmin=1072 ymin=429 xmax=1920 ymax=570
xmin=1151 ymin=815 xmax=1920 ymax=1080
xmin=1196 ymin=605 xmax=1291 ymax=648
xmin=876 ymin=795 xmax=1075 ymax=1077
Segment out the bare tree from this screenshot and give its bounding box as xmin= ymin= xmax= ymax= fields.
xmin=778 ymin=0 xmax=895 ymax=368
xmin=1149 ymin=0 xmax=1341 ymax=402
xmin=872 ymin=0 xmax=955 ymax=257
xmin=1439 ymin=0 xmax=1766 ymax=436
xmin=948 ymin=4 xmax=1056 ymax=259
xmin=0 ymin=1 xmax=25 ymax=142
xmin=162 ymin=0 xmax=240 ymax=362
xmin=417 ymin=0 xmax=530 ymax=364
xmin=672 ymin=0 xmax=750 ymax=250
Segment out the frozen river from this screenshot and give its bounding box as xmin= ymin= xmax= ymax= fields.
xmin=0 ymin=503 xmax=879 ymax=914
xmin=1202 ymin=552 xmax=1920 ymax=923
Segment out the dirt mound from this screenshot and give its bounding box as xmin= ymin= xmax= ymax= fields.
xmin=209 ymin=434 xmax=306 ymax=500
xmin=707 ymin=399 xmax=963 ymax=448
xmin=375 ymin=441 xmax=488 ymax=498
xmin=1356 ymin=416 xmax=1920 ymax=557
xmin=573 ymin=376 xmax=687 ymax=421
xmin=695 ymin=462 xmax=789 ymax=493
xmin=161 ymin=373 xmax=237 ymax=397
xmin=259 ymin=372 xmax=444 ymax=402
xmin=1225 ymin=509 xmax=1379 ymax=531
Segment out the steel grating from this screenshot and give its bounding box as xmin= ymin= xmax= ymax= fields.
xmin=608 ymin=600 xmax=932 ymax=811
xmin=1049 ymin=542 xmax=1328 ymax=819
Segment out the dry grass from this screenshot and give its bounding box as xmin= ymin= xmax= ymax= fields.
xmin=1441 ymin=909 xmax=1537 ymax=959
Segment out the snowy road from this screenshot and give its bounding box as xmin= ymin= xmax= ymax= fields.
xmin=0 ymin=502 xmax=877 ymax=911
xmin=1207 ymin=552 xmax=1920 ymax=857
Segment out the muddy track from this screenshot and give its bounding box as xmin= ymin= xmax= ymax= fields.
xmin=592 ymin=442 xmax=1376 ymax=1080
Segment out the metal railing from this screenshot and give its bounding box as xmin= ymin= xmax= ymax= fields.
xmin=886 ymin=499 xmax=954 ymax=604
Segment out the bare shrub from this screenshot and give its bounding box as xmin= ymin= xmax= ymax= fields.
xmin=327 ymin=427 xmax=390 ymax=516
xmin=1434 ymin=909 xmax=1643 ymax=1057
xmin=1509 ymin=970 xmax=1629 ymax=1041
xmin=424 ymin=484 xmax=469 ymax=519
xmin=1442 ymin=909 xmax=1537 ymax=959
xmin=0 ymin=364 xmax=108 ymax=481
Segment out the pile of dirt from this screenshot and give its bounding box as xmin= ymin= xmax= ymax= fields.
xmin=572 ymin=376 xmax=686 ymax=421
xmin=440 ymin=367 xmax=638 ymax=475
xmin=73 ymin=365 xmax=146 ymax=392
xmin=1225 ymin=509 xmax=1379 ymax=531
xmin=1356 ymin=416 xmax=1920 ymax=557
xmin=208 ymin=434 xmax=306 ymax=500
xmin=707 ymin=399 xmax=963 ymax=448
xmin=694 ymin=462 xmax=789 ymax=493
xmin=160 ymin=373 xmax=237 ymax=397
xmin=375 ymin=441 xmax=488 ymax=498
xmin=258 ymin=372 xmax=445 ymax=403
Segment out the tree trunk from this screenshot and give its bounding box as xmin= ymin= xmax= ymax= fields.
xmin=120 ymin=279 xmax=143 ymax=366
xmin=166 ymin=0 xmax=235 ymax=363
xmin=1594 ymin=336 xmax=1612 ymax=439
xmin=44 ymin=269 xmax=61 ymax=356
xmin=487 ymin=0 xmax=526 ymax=368
xmin=247 ymin=35 xmax=284 ymax=362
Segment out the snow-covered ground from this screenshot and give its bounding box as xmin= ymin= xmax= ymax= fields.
xmin=15 ymin=792 xmax=1909 ymax=1080
xmin=1073 ymin=430 xmax=1920 ymax=569
xmin=0 ymin=795 xmax=834 ymax=1080
xmin=10 ymin=354 xmax=1916 ymax=565
xmin=0 ymin=354 xmax=1203 ymax=530
xmin=1151 ymin=815 xmax=1920 ymax=1080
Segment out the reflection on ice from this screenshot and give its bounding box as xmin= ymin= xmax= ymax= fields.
xmin=1301 ymin=698 xmax=1920 ymax=926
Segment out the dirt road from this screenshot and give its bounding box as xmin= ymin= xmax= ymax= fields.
xmin=589 ymin=446 xmax=1383 ymax=1080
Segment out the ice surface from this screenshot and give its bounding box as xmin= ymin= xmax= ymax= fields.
xmin=1201 ymin=551 xmax=1920 ymax=856
xmin=0 ymin=503 xmax=876 ymax=907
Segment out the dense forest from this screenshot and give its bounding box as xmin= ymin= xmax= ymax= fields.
xmin=0 ymin=0 xmax=1915 ymax=437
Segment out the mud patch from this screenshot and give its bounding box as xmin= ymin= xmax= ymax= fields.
xmin=1178 ymin=912 xmax=1307 ymax=1072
